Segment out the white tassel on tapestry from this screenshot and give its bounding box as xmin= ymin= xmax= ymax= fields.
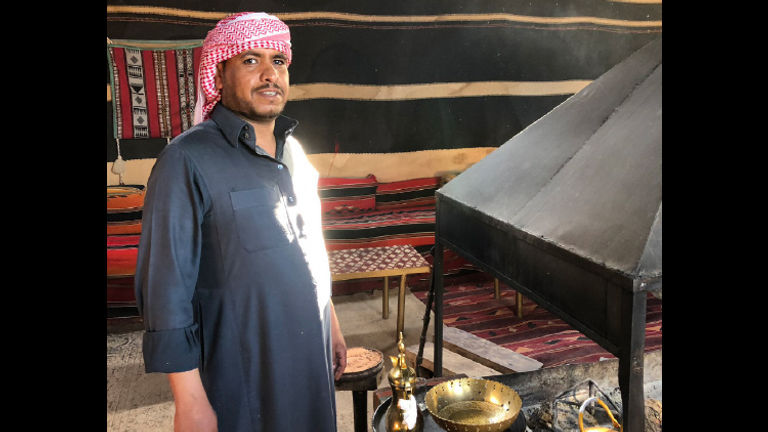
xmin=111 ymin=138 xmax=126 ymax=185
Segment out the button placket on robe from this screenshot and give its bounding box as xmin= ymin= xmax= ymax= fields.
xmin=275 ymin=161 xmax=303 ymax=240
xmin=238 ymin=125 xmax=300 ymax=242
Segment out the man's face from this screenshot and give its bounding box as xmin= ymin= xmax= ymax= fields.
xmin=215 ymin=48 xmax=290 ymax=123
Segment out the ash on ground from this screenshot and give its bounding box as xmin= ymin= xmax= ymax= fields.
xmin=522 ymin=386 xmax=661 ymax=432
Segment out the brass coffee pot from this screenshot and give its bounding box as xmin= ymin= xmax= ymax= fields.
xmin=385 ymin=332 xmax=424 ymax=432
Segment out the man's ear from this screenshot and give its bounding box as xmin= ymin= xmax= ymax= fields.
xmin=214 ymin=62 xmax=224 ymax=90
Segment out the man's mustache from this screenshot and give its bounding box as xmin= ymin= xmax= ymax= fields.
xmin=254 ymin=84 xmax=284 ymax=95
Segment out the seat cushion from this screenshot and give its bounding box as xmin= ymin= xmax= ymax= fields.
xmin=375 ymin=177 xmax=440 ymax=210
xmin=107 ymin=185 xmax=145 ymax=235
xmin=322 ymin=205 xmax=435 ymax=251
xmin=317 ymin=174 xmax=378 ymax=214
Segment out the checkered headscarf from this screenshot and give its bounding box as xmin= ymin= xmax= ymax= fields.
xmin=193 ymin=12 xmax=292 ymax=124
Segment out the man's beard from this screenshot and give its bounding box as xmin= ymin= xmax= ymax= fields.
xmin=241 ymin=106 xmax=284 ymax=123
xmin=223 ymin=84 xmax=287 ymax=124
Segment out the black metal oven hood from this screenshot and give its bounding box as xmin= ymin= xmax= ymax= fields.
xmin=431 ymin=37 xmax=661 ymax=432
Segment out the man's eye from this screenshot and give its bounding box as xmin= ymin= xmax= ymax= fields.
xmin=244 ymin=58 xmax=258 ymax=65
xmin=273 ymin=58 xmax=286 ymax=66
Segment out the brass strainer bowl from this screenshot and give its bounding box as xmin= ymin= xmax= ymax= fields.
xmin=425 ymin=378 xmax=522 ymax=432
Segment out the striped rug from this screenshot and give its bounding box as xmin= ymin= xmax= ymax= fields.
xmin=410 ymin=275 xmax=662 ymax=368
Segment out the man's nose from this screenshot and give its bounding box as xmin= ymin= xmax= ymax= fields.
xmin=261 ymin=63 xmax=278 ymax=82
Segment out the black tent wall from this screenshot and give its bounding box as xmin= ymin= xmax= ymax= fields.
xmin=106 ymin=1 xmax=661 ymax=162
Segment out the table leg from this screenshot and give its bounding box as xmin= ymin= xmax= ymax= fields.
xmin=397 ymin=274 xmax=406 ymax=337
xmin=351 ymin=390 xmax=367 ymax=432
xmin=516 ymin=292 xmax=523 ymax=318
xmin=383 ymin=276 xmax=389 ymax=319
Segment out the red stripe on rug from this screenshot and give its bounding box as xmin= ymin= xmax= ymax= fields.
xmin=141 ymin=50 xmax=161 ymax=138
xmin=165 ymin=50 xmax=181 ymax=137
xmin=107 ymin=235 xmax=140 ymax=248
xmin=193 ymin=46 xmax=202 ymax=92
xmin=107 ymin=276 xmax=136 ymax=304
xmin=107 ymin=247 xmax=138 ymax=277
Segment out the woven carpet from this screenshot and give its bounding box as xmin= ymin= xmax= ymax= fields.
xmin=409 ymin=274 xmax=662 ymax=369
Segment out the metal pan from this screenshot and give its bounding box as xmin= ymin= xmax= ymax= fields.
xmin=424 ymin=378 xmax=522 ymax=432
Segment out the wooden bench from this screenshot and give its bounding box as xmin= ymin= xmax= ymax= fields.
xmin=440 ymin=325 xmax=542 ymax=374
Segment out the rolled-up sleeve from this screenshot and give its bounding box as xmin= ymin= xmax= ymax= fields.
xmin=134 ymin=143 xmax=208 ymax=373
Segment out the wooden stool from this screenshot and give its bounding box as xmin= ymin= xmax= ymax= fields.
xmin=335 ymin=347 xmax=384 ymax=432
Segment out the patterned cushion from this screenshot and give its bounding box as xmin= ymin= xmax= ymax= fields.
xmin=107 ymin=276 xmax=136 ymax=306
xmin=375 ymin=177 xmax=440 ymax=210
xmin=318 ymin=174 xmax=378 ymax=214
xmin=107 ymin=185 xmax=144 ymax=281
xmin=107 ymin=185 xmax=145 ymax=235
xmin=107 ymin=234 xmax=140 ymax=277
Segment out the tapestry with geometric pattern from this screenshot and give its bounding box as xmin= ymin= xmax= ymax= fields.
xmin=107 ymin=40 xmax=202 ymax=139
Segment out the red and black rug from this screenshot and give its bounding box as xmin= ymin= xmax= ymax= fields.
xmin=410 ymin=275 xmax=662 ymax=369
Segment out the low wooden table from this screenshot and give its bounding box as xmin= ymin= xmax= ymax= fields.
xmin=328 ymin=244 xmax=431 ymax=336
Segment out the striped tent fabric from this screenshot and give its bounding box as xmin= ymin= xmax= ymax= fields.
xmin=106 ymin=2 xmax=662 ymax=165
xmin=107 ymin=40 xmax=202 ymax=139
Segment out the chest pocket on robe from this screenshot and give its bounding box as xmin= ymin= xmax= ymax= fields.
xmin=230 ymin=186 xmax=294 ymax=252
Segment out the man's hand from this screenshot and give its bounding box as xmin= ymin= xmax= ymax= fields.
xmin=330 ymin=300 xmax=347 ymax=380
xmin=168 ymin=369 xmax=218 ymax=432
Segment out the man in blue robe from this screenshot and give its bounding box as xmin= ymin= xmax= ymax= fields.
xmin=135 ymin=12 xmax=347 ymax=431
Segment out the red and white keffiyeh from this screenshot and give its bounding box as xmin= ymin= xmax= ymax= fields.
xmin=193 ymin=12 xmax=292 ymax=124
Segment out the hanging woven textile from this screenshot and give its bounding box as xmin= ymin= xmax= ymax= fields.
xmin=107 ymin=39 xmax=203 ymax=140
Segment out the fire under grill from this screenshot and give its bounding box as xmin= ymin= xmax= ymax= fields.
xmin=493 ymin=351 xmax=661 ymax=432
xmin=524 ymin=379 xmax=662 ymax=432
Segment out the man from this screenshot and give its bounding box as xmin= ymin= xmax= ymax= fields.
xmin=134 ymin=12 xmax=347 ymax=431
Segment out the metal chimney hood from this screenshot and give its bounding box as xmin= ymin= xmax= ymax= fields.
xmin=431 ymin=36 xmax=661 ymax=432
